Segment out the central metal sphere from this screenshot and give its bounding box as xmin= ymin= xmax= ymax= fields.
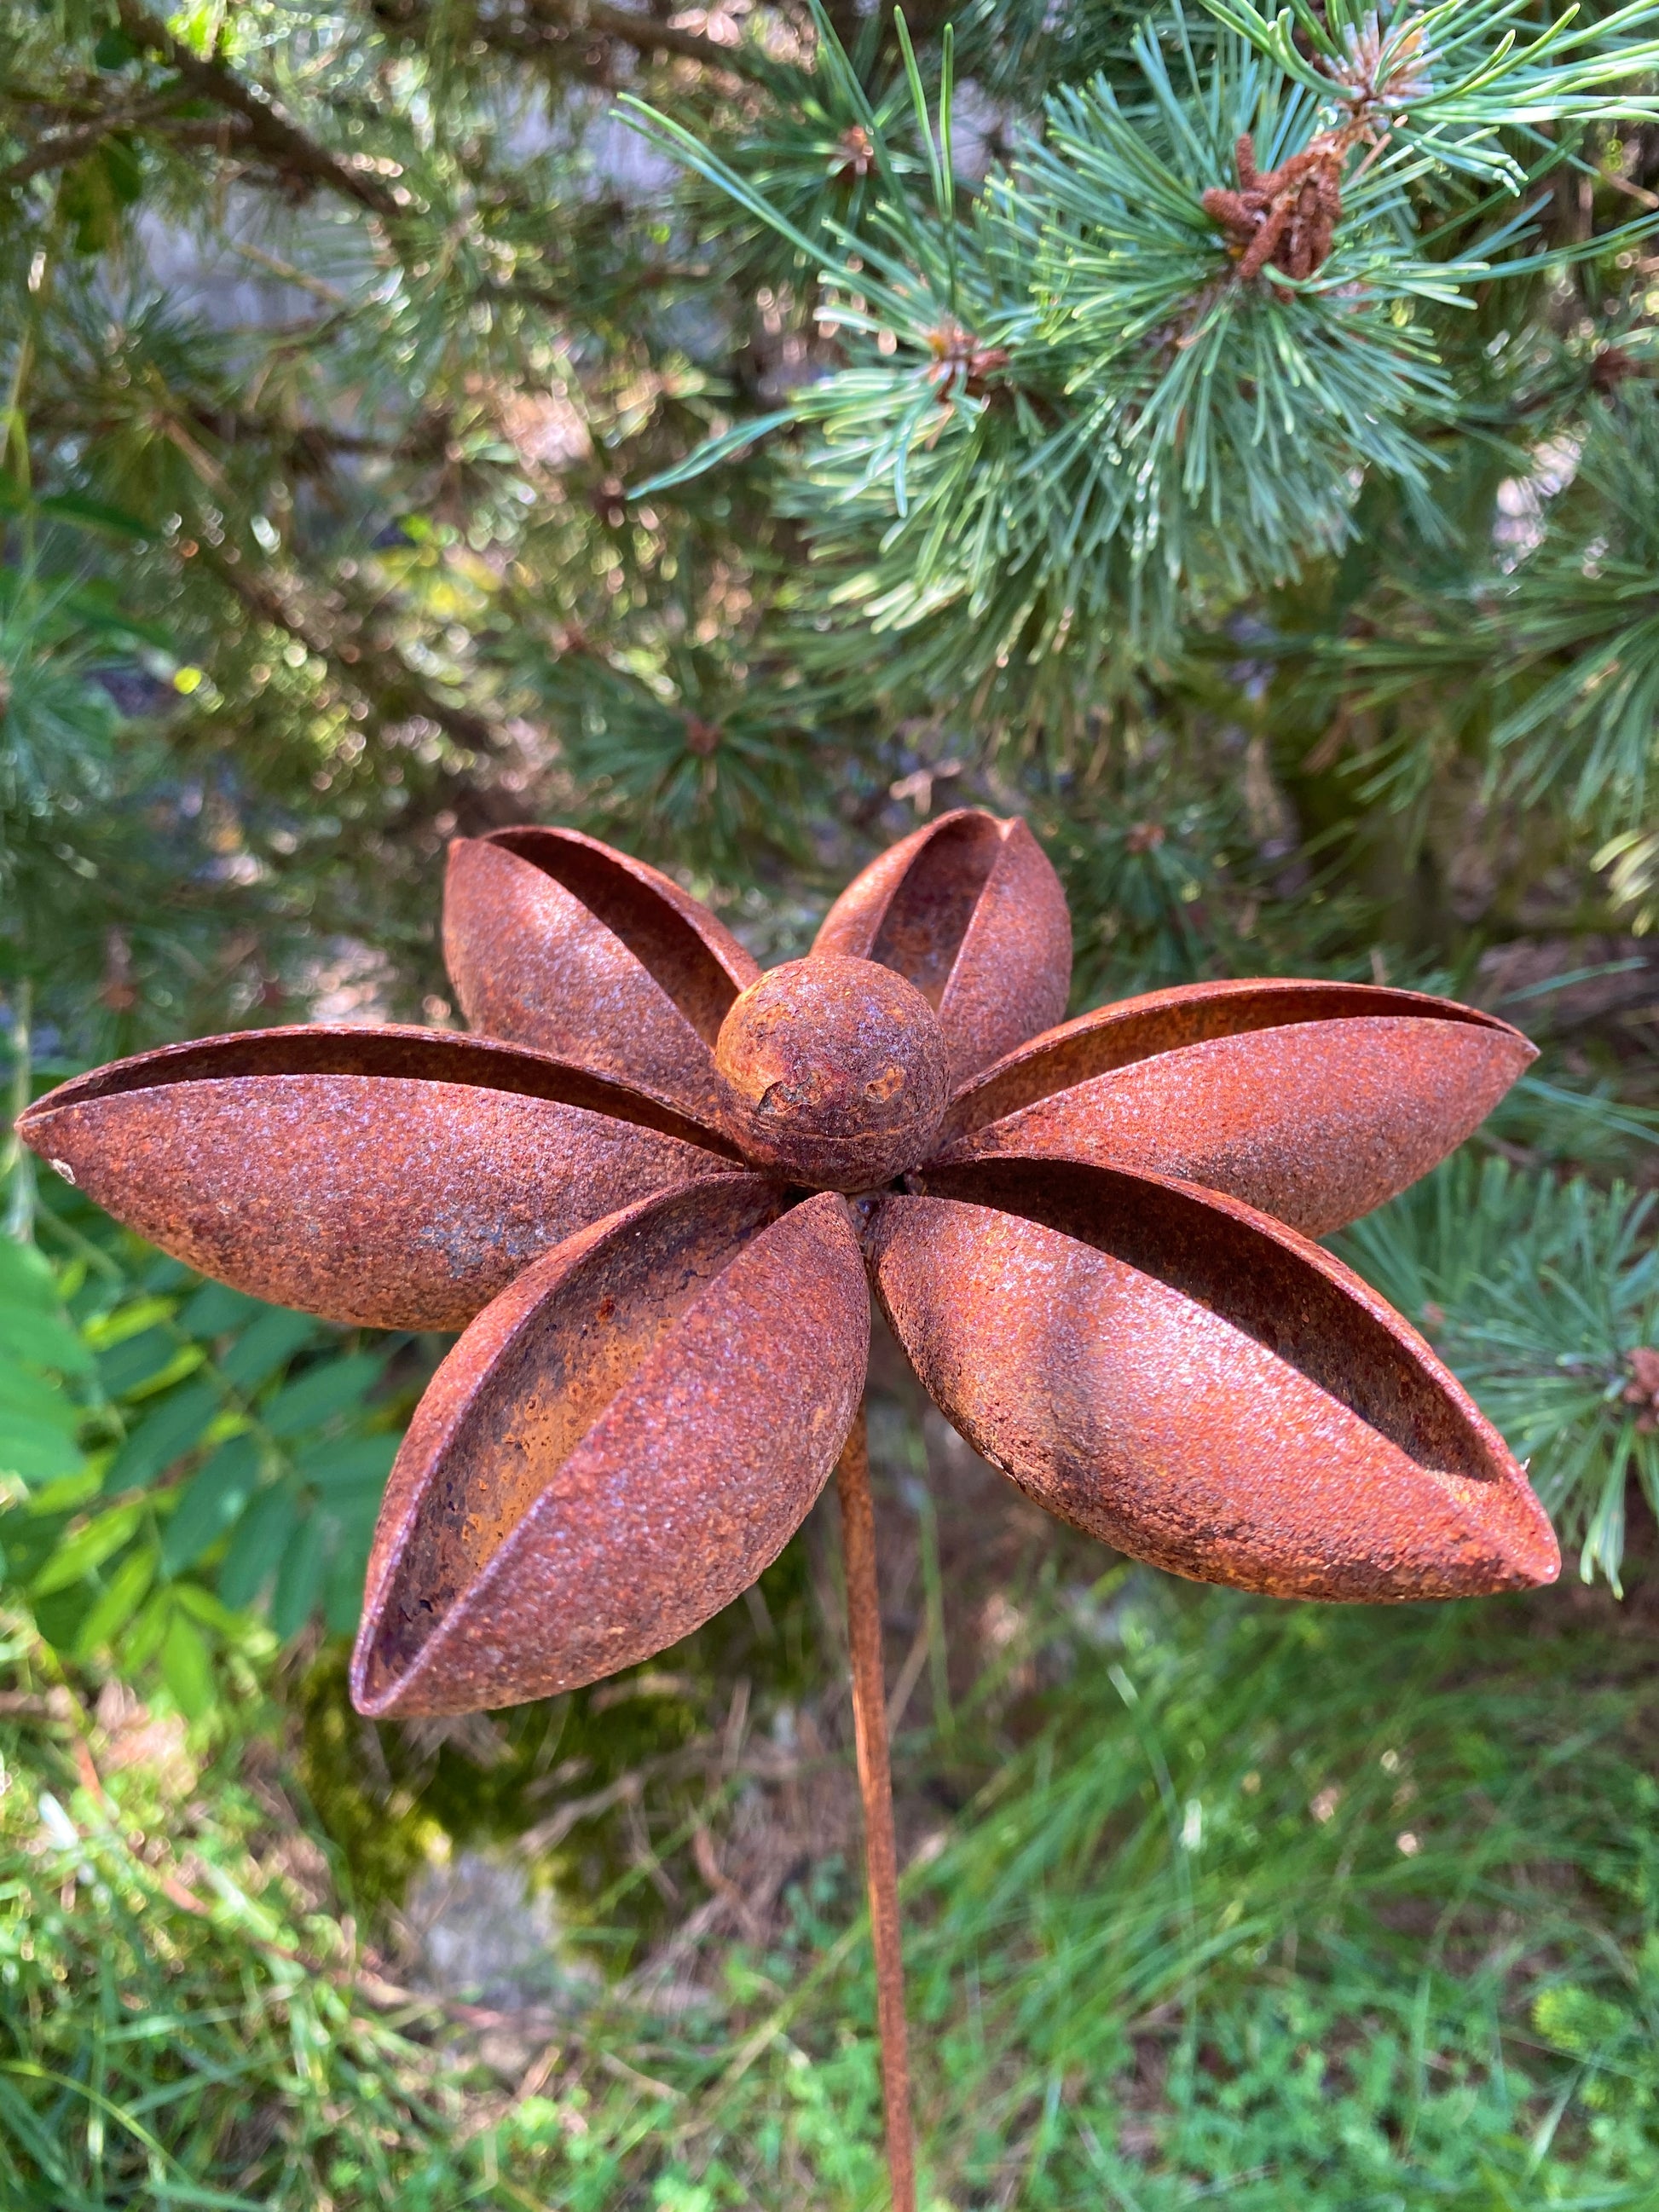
xmin=714 ymin=955 xmax=950 ymax=1191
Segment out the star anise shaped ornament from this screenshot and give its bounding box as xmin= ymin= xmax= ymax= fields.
xmin=18 ymin=811 xmax=1558 ymax=2210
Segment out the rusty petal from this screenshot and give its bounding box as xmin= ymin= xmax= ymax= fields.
xmin=351 ymin=1179 xmax=869 ymax=1717
xmin=17 ymin=1027 xmax=739 ymax=1330
xmin=813 ymin=809 xmax=1072 ymax=1089
xmin=936 ymin=979 xmax=1534 ymax=1235
xmin=871 ymin=1155 xmax=1558 ymax=1601
xmin=445 ymin=828 xmax=760 ymax=1121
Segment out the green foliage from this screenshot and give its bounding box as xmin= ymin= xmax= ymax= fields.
xmin=0 ymin=1622 xmax=496 ymax=2209
xmin=5 ymin=1580 xmax=1659 ymax=2203
xmin=4 ymin=0 xmax=1659 ymax=1032
xmin=1492 ymin=388 xmax=1659 ymax=839
xmin=632 ymin=0 xmax=1659 ymax=702
xmin=0 ymin=1189 xmax=424 ymax=1713
xmin=1338 ymin=1152 xmax=1659 ymax=1591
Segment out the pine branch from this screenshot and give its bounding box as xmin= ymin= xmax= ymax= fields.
xmin=1339 ymin=1150 xmax=1659 ymax=1592
xmin=197 ymin=551 xmax=503 ymax=756
xmin=520 ymin=0 xmax=773 ymax=79
xmin=113 ymin=1 xmax=402 ymax=219
xmin=369 ymin=0 xmax=774 ymax=82
xmin=0 ymin=93 xmax=214 ymax=186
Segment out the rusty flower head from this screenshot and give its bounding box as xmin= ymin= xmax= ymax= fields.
xmin=19 ymin=812 xmax=1559 ymax=1718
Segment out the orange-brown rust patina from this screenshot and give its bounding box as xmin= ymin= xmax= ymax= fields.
xmin=18 ymin=806 xmax=1559 ymax=2212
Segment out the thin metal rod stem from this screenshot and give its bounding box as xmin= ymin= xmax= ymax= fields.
xmin=835 ymin=1399 xmax=916 ymax=2212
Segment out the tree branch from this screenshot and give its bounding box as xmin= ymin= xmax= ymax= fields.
xmin=113 ymin=2 xmax=403 ymax=219
xmin=0 ymin=94 xmax=208 ymax=187
xmin=198 ymin=551 xmax=504 ymax=756
xmin=519 ymin=0 xmax=773 ymax=82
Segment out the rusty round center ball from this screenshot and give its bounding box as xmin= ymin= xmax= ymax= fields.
xmin=714 ymin=955 xmax=950 ymax=1191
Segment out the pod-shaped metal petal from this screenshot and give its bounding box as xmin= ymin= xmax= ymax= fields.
xmin=870 ymin=1155 xmax=1558 ymax=1601
xmin=18 ymin=1027 xmax=739 ymax=1331
xmin=444 ymin=827 xmax=760 ymax=1121
xmin=812 ymin=810 xmax=1072 ymax=1089
xmin=351 ymin=1179 xmax=869 ymax=1716
xmin=935 ymin=979 xmax=1535 ymax=1236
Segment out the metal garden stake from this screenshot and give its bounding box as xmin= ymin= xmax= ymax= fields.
xmin=20 ymin=810 xmax=1560 ymax=2210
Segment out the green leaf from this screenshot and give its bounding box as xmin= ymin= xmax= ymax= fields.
xmin=160 ymin=1433 xmax=262 ymax=1573
xmin=323 ymin=1533 xmax=370 ymax=1635
xmin=0 ymin=1307 xmax=93 ymax=1377
xmin=0 ymin=1360 xmax=84 ymax=1431
xmin=263 ymin=1354 xmax=384 ymax=1438
xmin=180 ymin=1282 xmax=266 ymax=1337
xmin=27 ymin=1463 xmax=103 ymax=1515
xmin=293 ymin=1433 xmax=398 ymax=1493
xmin=97 ymin=1325 xmax=180 ymax=1397
xmin=105 ymin=1380 xmax=220 ymax=1492
xmin=217 ymin=1484 xmax=295 ymax=1611
xmin=160 ymin=1608 xmax=214 ymax=1719
xmin=220 ymin=1309 xmax=318 ymax=1393
xmin=0 ymin=1415 xmax=86 ymax=1486
xmin=32 ymin=1500 xmax=143 ymax=1594
xmin=84 ymin=1297 xmax=177 ymax=1350
xmin=119 ymin=1585 xmax=171 ymax=1669
xmin=72 ymin=1546 xmax=157 ymax=1658
xmin=269 ymin=1510 xmax=327 ymax=1638
xmin=172 ymin=1580 xmax=251 ymax=1634
xmin=0 ymin=1241 xmax=60 ymax=1313
xmin=0 ymin=1505 xmax=73 ymax=1588
xmin=34 ymin=494 xmax=152 ymax=542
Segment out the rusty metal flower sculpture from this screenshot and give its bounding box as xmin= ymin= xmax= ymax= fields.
xmin=18 ymin=811 xmax=1559 ymax=2209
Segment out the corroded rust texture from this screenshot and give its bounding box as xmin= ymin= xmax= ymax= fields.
xmin=714 ymin=956 xmax=949 ymax=1191
xmin=812 ymin=808 xmax=1072 ymax=1086
xmin=20 ymin=807 xmax=1558 ymax=1700
xmin=19 ymin=1026 xmax=740 ymax=1329
xmin=835 ymin=1405 xmax=916 ymax=2212
xmin=20 ymin=803 xmax=1560 ymax=2202
xmin=355 ymin=1180 xmax=868 ymax=1714
xmin=444 ymin=825 xmax=758 ymax=1122
xmin=872 ymin=1158 xmax=1556 ymax=1601
xmin=937 ymin=978 xmax=1532 ymax=1237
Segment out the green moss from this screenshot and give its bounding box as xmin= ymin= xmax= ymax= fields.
xmin=298 ymin=1533 xmax=822 ymax=1932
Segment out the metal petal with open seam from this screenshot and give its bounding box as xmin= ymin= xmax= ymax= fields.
xmin=935 ymin=979 xmax=1535 ymax=1236
xmin=870 ymin=1153 xmax=1559 ymax=1602
xmin=18 ymin=1025 xmax=741 ymax=1331
xmin=444 ymin=826 xmax=760 ymax=1120
xmin=351 ymin=1176 xmax=870 ymax=1717
xmin=813 ymin=808 xmax=1072 ymax=1089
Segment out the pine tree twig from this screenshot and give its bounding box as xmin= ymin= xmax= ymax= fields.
xmin=228 ymin=237 xmax=350 ymax=307
xmin=1202 ymin=133 xmax=1344 ymax=284
xmin=0 ymin=94 xmax=200 ymax=186
xmin=27 ymin=390 xmax=418 ymax=465
xmin=1604 ymin=165 xmax=1659 ymax=212
xmin=197 ymin=551 xmax=504 ymax=755
xmin=113 ymin=1 xmax=403 ymax=220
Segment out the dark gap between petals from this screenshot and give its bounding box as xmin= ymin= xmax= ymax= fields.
xmin=361 ymin=1178 xmax=798 ymax=1701
xmin=870 ymin=812 xmax=1003 ymax=1008
xmin=913 ymin=1156 xmax=1506 ymax=1486
xmin=943 ymin=988 xmax=1518 ymax=1141
xmin=21 ymin=1026 xmax=745 ymax=1160
xmin=488 ymin=828 xmax=741 ymax=1045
